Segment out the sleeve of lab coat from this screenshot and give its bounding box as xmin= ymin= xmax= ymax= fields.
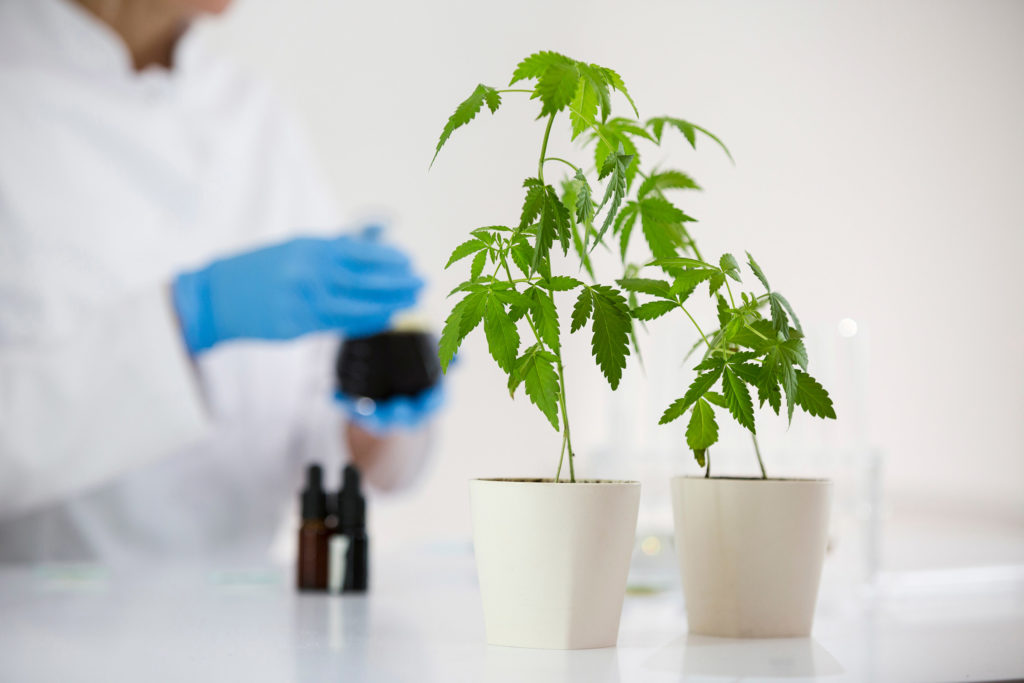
xmin=0 ymin=285 xmax=211 ymax=520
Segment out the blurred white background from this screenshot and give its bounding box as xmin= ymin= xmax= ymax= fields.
xmin=196 ymin=1 xmax=1023 ymax=568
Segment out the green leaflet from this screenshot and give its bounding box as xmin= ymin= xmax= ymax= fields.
xmin=591 ymin=147 xmax=631 ymax=250
xmin=571 ymin=287 xmax=593 ymax=333
xmin=432 ymin=84 xmax=501 ymax=167
xmin=615 ymin=202 xmax=639 ymax=262
xmin=526 ymin=286 xmax=560 ymax=353
xmin=470 ymin=249 xmax=487 ymax=280
xmin=719 ymin=253 xmax=741 ymax=282
xmin=746 ymin=251 xmax=771 ymax=291
xmin=772 ymin=291 xmax=803 ymax=335
xmin=509 ymin=345 xmax=561 ymax=430
xmin=438 ymin=290 xmax=487 ymax=372
xmin=660 ymin=366 xmax=723 ymax=425
xmin=445 ymin=239 xmax=487 ymax=269
xmin=617 ymin=277 xmax=673 ymax=299
xmin=637 ymin=170 xmax=701 ymax=199
xmin=483 ymin=292 xmax=520 ymax=373
xmin=646 ymin=116 xmax=733 ymax=163
xmin=686 ymin=399 xmax=718 ymax=463
xmin=722 ymin=366 xmax=756 ymax=433
xmin=640 ymin=196 xmax=691 ymax=262
xmin=795 ymin=370 xmax=836 ymax=419
xmin=632 ymin=300 xmax=677 ymax=321
xmin=587 ymin=285 xmax=631 ymax=389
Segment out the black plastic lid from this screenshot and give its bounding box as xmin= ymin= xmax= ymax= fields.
xmin=337 ymin=465 xmax=366 ymax=532
xmin=336 ymin=330 xmax=441 ymax=401
xmin=300 ymin=464 xmax=328 ymax=521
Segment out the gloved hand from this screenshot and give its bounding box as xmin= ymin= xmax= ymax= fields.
xmin=173 ymin=233 xmax=422 ymax=354
xmin=335 ymin=384 xmax=444 ymax=435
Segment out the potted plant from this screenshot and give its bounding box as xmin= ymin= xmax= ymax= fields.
xmin=428 ymin=51 xmax=680 ymax=649
xmin=625 ymin=243 xmax=837 ymax=635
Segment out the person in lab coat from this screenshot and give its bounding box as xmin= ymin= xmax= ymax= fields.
xmin=0 ymin=0 xmax=441 ymax=563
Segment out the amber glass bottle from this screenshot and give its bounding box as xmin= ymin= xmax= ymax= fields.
xmin=297 ymin=464 xmax=329 ymax=591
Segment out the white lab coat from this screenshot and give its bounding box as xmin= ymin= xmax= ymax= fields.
xmin=0 ymin=0 xmax=400 ymax=563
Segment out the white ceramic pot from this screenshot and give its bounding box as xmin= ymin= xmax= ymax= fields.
xmin=670 ymin=476 xmax=832 ymax=638
xmin=470 ymin=478 xmax=641 ymax=649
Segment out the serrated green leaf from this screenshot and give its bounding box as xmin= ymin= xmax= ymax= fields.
xmin=591 ymin=119 xmax=644 ymax=189
xmin=769 ymin=292 xmax=790 ymax=339
xmin=514 ymin=345 xmax=561 ymax=430
xmin=615 ymin=202 xmax=639 ymax=262
xmin=571 ymin=287 xmax=593 ymax=333
xmin=660 ymin=366 xmax=723 ymax=425
xmin=729 ymin=361 xmax=761 ymax=386
xmin=569 ymin=65 xmax=607 ymax=140
xmin=483 ymin=293 xmax=520 ymax=373
xmin=617 ymin=277 xmax=673 ymax=298
xmin=746 ymin=251 xmax=771 ymax=292
xmin=588 ymin=285 xmax=631 ymax=389
xmin=772 ymin=292 xmax=803 ymax=335
xmin=795 ymin=370 xmax=836 ymax=419
xmin=438 ymin=291 xmax=487 ymax=371
xmin=526 ymin=287 xmax=560 ymax=353
xmin=638 ymin=196 xmax=691 ymax=262
xmin=632 ymin=300 xmax=677 ymax=321
xmin=648 ymin=255 xmax=715 ymax=271
xmin=591 ymin=149 xmax=630 ymax=249
xmin=445 ymin=239 xmax=487 ymax=269
xmin=573 ymin=170 xmax=596 ymax=231
xmin=646 ymin=116 xmax=733 ymax=163
xmin=755 ymin=359 xmax=782 ymax=414
xmin=600 ymin=67 xmax=639 ymax=118
xmin=703 ymin=391 xmax=727 ymax=409
xmin=519 ymin=178 xmax=545 ymax=232
xmin=723 ymin=366 xmax=756 ymax=433
xmin=544 ymin=275 xmax=583 ymax=291
xmin=432 ymin=84 xmax=501 ymax=167
xmin=637 ymin=170 xmax=701 ymax=199
xmin=686 ymin=398 xmax=719 ymax=458
xmin=719 ymin=253 xmax=741 ymax=282
xmin=532 ymin=56 xmax=581 ymax=116
xmin=545 ymin=184 xmax=571 ymax=256
xmin=510 ymin=51 xmax=569 ymax=84
xmin=670 ymin=269 xmax=715 ymax=300
xmin=470 ymin=249 xmax=487 ymax=280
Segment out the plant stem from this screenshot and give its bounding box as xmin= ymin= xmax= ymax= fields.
xmin=497 ymin=89 xmax=534 ymax=94
xmin=704 ymin=449 xmax=711 ymax=478
xmin=543 ymin=156 xmax=580 ymax=173
xmin=723 ymin=277 xmax=737 ymax=308
xmin=751 ymin=433 xmax=767 ymax=479
xmin=678 ymin=303 xmax=712 ymax=350
xmin=538 ymin=115 xmax=555 ymax=183
xmin=536 ymin=113 xmax=577 ymax=483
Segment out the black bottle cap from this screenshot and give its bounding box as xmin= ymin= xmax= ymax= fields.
xmin=336 ymin=330 xmax=441 ymax=401
xmin=337 ymin=465 xmax=366 ymax=532
xmin=300 ymin=464 xmax=327 ymax=521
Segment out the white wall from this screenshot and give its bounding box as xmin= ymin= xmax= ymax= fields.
xmin=196 ymin=0 xmax=1024 ymax=549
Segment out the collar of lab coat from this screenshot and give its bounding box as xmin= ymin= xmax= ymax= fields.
xmin=18 ymin=0 xmax=206 ymax=84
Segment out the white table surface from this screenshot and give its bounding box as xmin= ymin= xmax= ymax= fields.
xmin=2 ymin=549 xmax=1023 ymax=683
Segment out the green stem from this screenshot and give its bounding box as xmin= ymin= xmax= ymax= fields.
xmin=723 ymin=277 xmax=737 ymax=308
xmin=537 ymin=113 xmax=576 ymax=483
xmin=497 ymin=89 xmax=534 ymax=94
xmin=543 ymin=156 xmax=580 ymax=173
xmin=752 ymin=433 xmax=767 ymax=479
xmin=678 ymin=303 xmax=711 ymax=350
xmin=705 ymin=449 xmax=711 ymax=478
xmin=538 ymin=114 xmax=555 ymax=183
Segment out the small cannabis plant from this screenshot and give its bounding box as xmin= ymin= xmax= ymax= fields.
xmin=431 ymin=50 xmax=834 ymax=482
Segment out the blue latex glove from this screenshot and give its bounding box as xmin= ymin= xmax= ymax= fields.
xmin=335 ymin=384 xmax=444 ymax=435
xmin=173 ymin=234 xmax=422 ymax=354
